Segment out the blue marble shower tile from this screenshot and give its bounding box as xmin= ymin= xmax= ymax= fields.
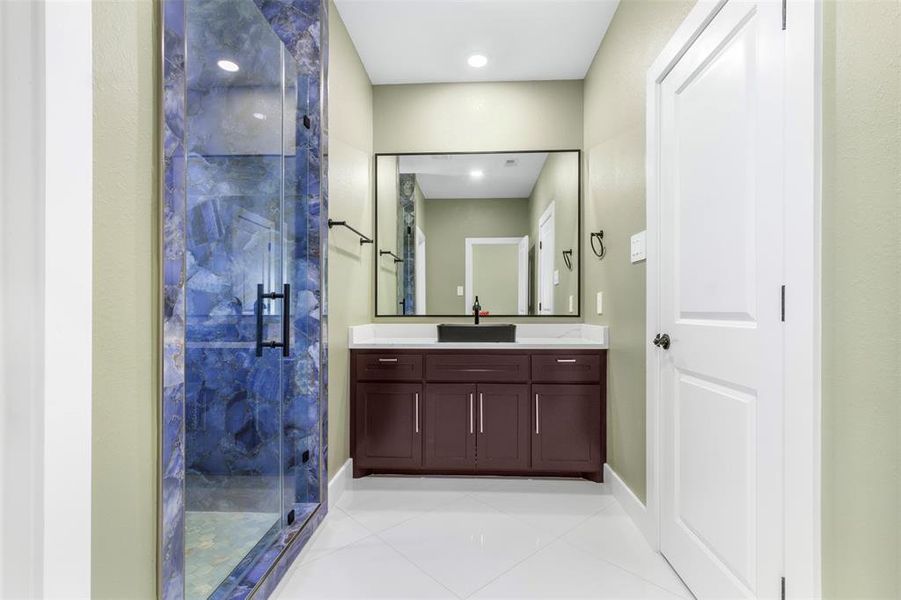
xmin=163 ymin=0 xmax=328 ymax=597
xmin=162 ymin=4 xmax=188 ymax=598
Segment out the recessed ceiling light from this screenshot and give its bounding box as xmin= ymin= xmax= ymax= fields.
xmin=217 ymin=59 xmax=240 ymax=72
xmin=252 ymin=112 xmax=267 ymax=120
xmin=467 ymin=54 xmax=488 ymax=68
xmin=470 ymin=169 xmax=484 ymax=179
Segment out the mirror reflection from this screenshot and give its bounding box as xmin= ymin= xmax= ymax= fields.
xmin=375 ymin=151 xmax=580 ymax=317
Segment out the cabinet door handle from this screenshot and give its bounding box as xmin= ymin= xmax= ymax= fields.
xmin=535 ymin=394 xmax=540 ymax=434
xmin=469 ymin=393 xmax=474 ymax=434
xmin=556 ymin=358 xmax=577 ymax=363
xmin=378 ymin=358 xmax=398 ymax=363
xmin=479 ymin=393 xmax=484 ymax=434
xmin=415 ymin=392 xmax=419 ymax=433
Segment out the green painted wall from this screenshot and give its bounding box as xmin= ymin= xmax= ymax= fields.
xmin=821 ymin=1 xmax=901 ymax=597
xmin=371 ymin=80 xmax=583 ymax=322
xmin=373 ymin=80 xmax=583 ymax=154
xmin=421 ymin=198 xmax=530 ymax=315
xmin=327 ymin=0 xmax=374 ymax=477
xmin=375 ymin=155 xmax=399 ymax=315
xmin=471 ymin=244 xmax=520 ymax=315
xmin=527 ymin=152 xmax=580 ymax=315
xmin=91 ymin=0 xmax=159 ymax=597
xmin=581 ymin=0 xmax=695 ymax=502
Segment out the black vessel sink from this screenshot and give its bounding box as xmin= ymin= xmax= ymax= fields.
xmin=437 ymin=324 xmax=516 ymax=343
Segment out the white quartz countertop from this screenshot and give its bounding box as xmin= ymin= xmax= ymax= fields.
xmin=348 ymin=324 xmax=608 ymax=350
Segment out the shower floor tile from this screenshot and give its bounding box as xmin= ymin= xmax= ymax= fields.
xmin=185 ymin=510 xmax=280 ymax=600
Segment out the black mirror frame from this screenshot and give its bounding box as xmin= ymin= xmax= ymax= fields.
xmin=373 ymin=149 xmax=582 ymax=319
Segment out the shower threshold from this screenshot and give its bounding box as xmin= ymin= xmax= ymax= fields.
xmin=185 ymin=503 xmax=318 ymax=600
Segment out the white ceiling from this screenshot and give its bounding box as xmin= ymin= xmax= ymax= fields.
xmin=399 ymin=153 xmax=548 ymax=199
xmin=333 ymin=0 xmax=620 ymax=85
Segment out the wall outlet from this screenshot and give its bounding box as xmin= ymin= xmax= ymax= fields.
xmin=630 ymin=230 xmax=647 ymax=263
xmin=456 ymin=285 xmax=463 ymax=296
xmin=596 ymin=291 xmax=603 ymax=315
xmin=568 ymin=295 xmax=574 ymax=313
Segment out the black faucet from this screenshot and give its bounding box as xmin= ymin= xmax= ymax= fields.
xmin=472 ymin=295 xmax=481 ymax=325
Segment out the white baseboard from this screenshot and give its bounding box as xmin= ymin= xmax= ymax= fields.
xmin=328 ymin=459 xmax=352 ymax=509
xmin=604 ymin=463 xmax=656 ymax=548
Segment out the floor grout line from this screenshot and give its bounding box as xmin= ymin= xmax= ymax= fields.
xmin=279 ymin=478 xmax=688 ymax=600
xmin=372 ymin=529 xmax=467 ymax=599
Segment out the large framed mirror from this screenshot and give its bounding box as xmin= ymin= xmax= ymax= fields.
xmin=375 ymin=150 xmax=581 ymax=317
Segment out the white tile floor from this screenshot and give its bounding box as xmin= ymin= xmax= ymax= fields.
xmin=273 ymin=476 xmax=693 ymax=600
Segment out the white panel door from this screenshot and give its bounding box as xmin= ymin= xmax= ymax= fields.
xmin=518 ymin=235 xmax=529 ymax=315
xmin=537 ymin=203 xmax=555 ymax=314
xmin=656 ymin=1 xmax=784 ymax=598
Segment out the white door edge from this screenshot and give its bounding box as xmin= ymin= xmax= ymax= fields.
xmin=644 ymin=0 xmax=821 ymax=597
xmin=537 ymin=201 xmax=555 ymax=314
xmin=1 ymin=1 xmax=94 ymax=596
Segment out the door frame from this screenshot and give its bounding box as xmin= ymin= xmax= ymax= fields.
xmin=464 ymin=236 xmax=529 ymax=315
xmin=415 ymin=225 xmax=426 ymax=314
xmin=1 ymin=1 xmax=93 ymax=596
xmin=644 ymin=1 xmax=822 ymax=597
xmin=536 ymin=202 xmax=555 ymax=314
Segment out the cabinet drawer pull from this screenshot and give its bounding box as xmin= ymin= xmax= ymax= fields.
xmin=479 ymin=393 xmax=484 ymax=434
xmin=415 ymin=392 xmax=419 ymax=433
xmin=556 ymin=359 xmax=577 ymax=363
xmin=469 ymin=393 xmax=474 ymax=434
xmin=535 ymin=394 xmax=540 ymax=434
xmin=378 ymin=358 xmax=398 ymax=363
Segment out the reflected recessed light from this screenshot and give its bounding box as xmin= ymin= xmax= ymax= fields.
xmin=217 ymin=59 xmax=240 ymax=72
xmin=467 ymin=54 xmax=488 ymax=68
xmin=470 ymin=169 xmax=484 ymax=179
xmin=252 ymin=112 xmax=267 ymax=120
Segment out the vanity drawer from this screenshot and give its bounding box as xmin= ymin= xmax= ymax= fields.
xmin=531 ymin=354 xmax=602 ymax=383
xmin=425 ymin=354 xmax=529 ymax=383
xmin=355 ymin=353 xmax=423 ymax=381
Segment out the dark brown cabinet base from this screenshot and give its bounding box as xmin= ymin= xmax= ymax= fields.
xmin=350 ymin=349 xmax=607 ymax=482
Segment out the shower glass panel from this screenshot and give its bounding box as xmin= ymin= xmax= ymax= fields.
xmin=182 ymin=1 xmax=309 ymax=597
xmin=162 ymin=0 xmax=326 ymax=594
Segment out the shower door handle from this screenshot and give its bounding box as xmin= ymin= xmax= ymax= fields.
xmin=255 ymin=283 xmax=290 ymax=358
xmin=256 ymin=284 xmax=265 ymax=357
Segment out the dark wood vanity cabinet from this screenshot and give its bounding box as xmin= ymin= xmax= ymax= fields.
xmin=351 ymin=349 xmax=606 ymax=481
xmin=476 ymin=384 xmax=531 ymax=471
xmin=353 ymin=382 xmax=422 ymax=471
xmin=424 ymin=383 xmax=476 ymax=470
xmin=531 ymin=384 xmax=603 ymax=473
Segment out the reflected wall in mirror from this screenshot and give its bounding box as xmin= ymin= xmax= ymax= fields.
xmin=375 ymin=151 xmax=580 ymax=317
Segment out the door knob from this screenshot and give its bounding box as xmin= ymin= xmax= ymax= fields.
xmin=653 ymin=333 xmax=671 ymax=350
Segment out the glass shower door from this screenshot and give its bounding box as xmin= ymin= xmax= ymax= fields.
xmin=183 ymin=1 xmax=290 ymax=596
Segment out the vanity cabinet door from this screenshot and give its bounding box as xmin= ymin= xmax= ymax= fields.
xmin=424 ymin=383 xmax=477 ymax=470
xmin=476 ymin=384 xmax=531 ymax=471
xmin=354 ymin=383 xmax=422 ymax=470
xmin=531 ymin=384 xmax=603 ymax=473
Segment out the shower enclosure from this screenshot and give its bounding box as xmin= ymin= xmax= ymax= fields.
xmin=160 ymin=0 xmax=328 ymax=597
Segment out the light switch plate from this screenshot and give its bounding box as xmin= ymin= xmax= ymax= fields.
xmin=553 ymin=270 xmax=560 ymax=285
xmin=596 ymin=292 xmax=603 ymax=314
xmin=631 ymin=231 xmax=647 ymax=263
xmin=568 ymin=295 xmax=574 ymax=313
xmin=456 ymin=285 xmax=464 ymax=296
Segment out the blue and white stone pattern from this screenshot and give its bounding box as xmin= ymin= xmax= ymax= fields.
xmin=162 ymin=0 xmax=329 ymax=597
